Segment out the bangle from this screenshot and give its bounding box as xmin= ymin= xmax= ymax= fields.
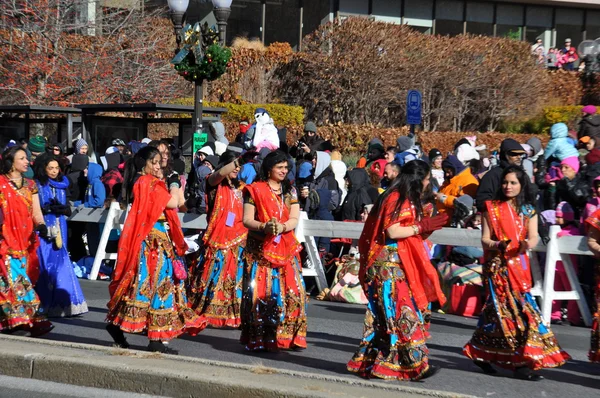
xmin=259 ymin=222 xmax=265 ymax=231
xmin=411 ymin=225 xmax=419 ymax=235
xmin=282 ymin=223 xmax=287 ymax=233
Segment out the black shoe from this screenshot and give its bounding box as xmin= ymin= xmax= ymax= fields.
xmin=417 ymin=365 xmax=441 ymax=380
xmin=514 ymin=367 xmax=544 ymax=381
xmin=473 ymin=360 xmax=497 ymax=374
xmin=106 ymin=324 xmax=129 ymax=349
xmin=148 ymin=341 xmax=178 ymax=355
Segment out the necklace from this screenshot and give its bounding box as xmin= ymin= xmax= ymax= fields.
xmin=268 ymin=181 xmax=282 ymax=193
xmin=5 ymin=174 xmax=23 ymax=189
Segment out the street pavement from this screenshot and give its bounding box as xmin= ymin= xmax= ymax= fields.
xmin=38 ymin=280 xmax=599 ymax=398
xmin=0 ymin=374 xmax=165 ymax=398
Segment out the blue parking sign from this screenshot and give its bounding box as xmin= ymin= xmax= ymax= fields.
xmin=406 ymin=90 xmax=422 ymax=125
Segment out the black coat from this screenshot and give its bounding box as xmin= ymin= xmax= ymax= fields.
xmin=548 ymin=175 xmax=591 ymax=219
xmin=578 ymin=115 xmax=600 ymax=140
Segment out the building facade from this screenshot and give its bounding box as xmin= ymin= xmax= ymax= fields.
xmin=183 ymin=0 xmax=600 ymax=51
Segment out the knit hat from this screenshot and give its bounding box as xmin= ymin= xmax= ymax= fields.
xmin=304 ymin=121 xmax=317 ymax=133
xmin=204 ymin=155 xmax=219 ymax=168
xmin=560 ymin=156 xmax=580 ymax=173
xmin=582 ymin=105 xmax=597 ymax=115
xmin=396 ymin=136 xmax=412 ymax=152
xmin=141 ymin=137 xmax=152 ymax=144
xmin=198 ymin=146 xmax=214 ymax=156
xmin=556 ymin=201 xmax=574 ymax=222
xmin=105 ymin=146 xmax=119 ymax=155
xmin=75 ymin=138 xmax=88 ymax=154
xmin=442 ymin=155 xmax=466 ymax=175
xmin=428 ymin=148 xmax=442 ymax=161
xmin=5 ymin=140 xmax=17 ymax=149
xmin=28 ymin=135 xmax=47 ymax=153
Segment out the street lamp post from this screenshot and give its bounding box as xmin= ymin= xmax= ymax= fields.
xmin=167 ymin=0 xmax=232 ymax=140
xmin=212 ymin=0 xmax=232 ymax=46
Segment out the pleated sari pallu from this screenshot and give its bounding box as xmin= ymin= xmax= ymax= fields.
xmin=240 ymin=182 xmax=306 ymax=352
xmin=584 ymin=210 xmax=600 ymax=363
xmin=107 ymin=174 xmax=203 ymax=341
xmin=348 ymin=196 xmax=446 ymax=381
xmin=463 ymin=200 xmax=570 ymax=370
xmin=188 ymin=181 xmax=247 ymax=329
xmin=0 ymin=176 xmax=51 ymax=332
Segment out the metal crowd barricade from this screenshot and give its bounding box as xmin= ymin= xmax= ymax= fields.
xmin=71 ymin=209 xmax=591 ymax=326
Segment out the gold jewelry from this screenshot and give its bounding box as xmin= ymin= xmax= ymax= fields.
xmin=411 ymin=225 xmax=420 ymax=236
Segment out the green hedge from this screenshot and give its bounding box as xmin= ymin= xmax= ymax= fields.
xmin=501 ymin=105 xmax=597 ymax=135
xmin=172 ymin=98 xmax=305 ymax=127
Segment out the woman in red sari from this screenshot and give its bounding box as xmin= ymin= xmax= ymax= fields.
xmin=189 ymin=151 xmax=251 ymax=328
xmin=348 ymin=160 xmax=448 ymax=381
xmin=0 ymin=146 xmax=52 ymax=336
xmin=241 ymin=150 xmax=306 ymax=351
xmin=106 ymin=146 xmax=202 ymax=354
xmin=584 ymin=210 xmax=600 ymax=363
xmin=463 ymin=165 xmax=570 ymax=380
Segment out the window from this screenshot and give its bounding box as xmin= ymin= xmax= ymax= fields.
xmin=372 ymin=0 xmax=401 ymax=24
xmin=556 ymin=9 xmax=584 ymax=49
xmin=496 ymin=4 xmax=523 ymax=40
xmin=404 ymin=0 xmax=433 ymax=34
xmin=525 ymin=6 xmax=552 ymax=49
xmin=435 ymin=0 xmax=464 ymax=37
xmin=587 ymin=11 xmax=600 ymax=42
xmin=466 ymin=1 xmax=493 ymax=36
xmin=339 ymin=0 xmax=369 ymax=15
xmin=265 ymin=0 xmax=300 ymax=48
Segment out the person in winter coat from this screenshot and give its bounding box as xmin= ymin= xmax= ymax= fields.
xmin=429 ymin=149 xmax=445 ymax=187
xmin=435 ymin=155 xmax=479 ymax=224
xmin=356 ymin=138 xmax=385 ymax=168
xmin=394 ymin=136 xmax=416 ymax=166
xmin=548 ymin=157 xmax=590 ymax=221
xmin=476 ymin=139 xmax=530 ymax=212
xmin=67 ymin=154 xmax=89 ymax=202
xmin=305 ymin=151 xmax=341 ymax=218
xmin=74 ymin=162 xmax=106 ymax=208
xmin=545 ymin=123 xmax=579 ymax=161
xmin=209 ymin=121 xmax=229 ymax=155
xmin=341 ymin=168 xmax=377 ymax=221
xmin=290 ymin=122 xmax=326 ymax=160
xmin=577 ymin=105 xmax=600 ymax=140
xmin=330 ymin=151 xmax=348 ymax=204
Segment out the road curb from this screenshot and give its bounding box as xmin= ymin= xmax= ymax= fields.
xmin=0 ymin=335 xmax=474 ymax=398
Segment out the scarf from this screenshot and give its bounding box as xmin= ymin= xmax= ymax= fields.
xmin=204 ymin=181 xmax=248 ymax=249
xmin=485 ymin=200 xmax=533 ymax=293
xmin=358 ymin=194 xmax=446 ymax=310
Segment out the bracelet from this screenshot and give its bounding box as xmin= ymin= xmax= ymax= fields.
xmin=282 ymin=223 xmax=287 ymax=233
xmin=259 ymin=222 xmax=265 ymax=231
xmin=411 ymin=225 xmax=419 ymax=236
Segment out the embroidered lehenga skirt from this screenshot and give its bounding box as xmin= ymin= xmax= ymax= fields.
xmin=189 ymin=243 xmax=245 ymax=329
xmin=0 ymin=250 xmax=52 ymax=332
xmin=240 ymin=238 xmax=307 ymax=351
xmin=347 ymin=243 xmax=431 ymax=380
xmin=463 ymin=255 xmax=570 ymax=369
xmin=107 ymin=221 xmax=202 ymax=341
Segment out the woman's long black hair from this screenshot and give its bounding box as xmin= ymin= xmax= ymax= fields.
xmin=35 ymin=156 xmax=64 ymax=184
xmin=122 ymin=146 xmax=160 ymax=204
xmin=259 ymin=150 xmax=292 ymax=195
xmin=495 ymin=165 xmax=535 ymax=212
xmin=371 ymin=159 xmax=431 ymax=221
xmin=1 ymin=146 xmax=26 ymax=174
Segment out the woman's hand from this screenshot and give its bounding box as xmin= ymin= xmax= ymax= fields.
xmin=518 ymin=240 xmax=529 ymax=254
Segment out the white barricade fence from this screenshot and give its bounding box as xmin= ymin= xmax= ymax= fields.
xmin=74 ymin=208 xmax=591 ymax=326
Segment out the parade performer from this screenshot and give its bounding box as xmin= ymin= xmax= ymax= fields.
xmin=347 ymin=160 xmax=447 ymax=381
xmin=584 ymin=210 xmax=600 ymax=363
xmin=189 ymin=151 xmax=253 ymax=328
xmin=106 ymin=146 xmax=202 ymax=354
xmin=241 ymin=150 xmax=306 ymax=351
xmin=0 ymin=146 xmax=53 ymax=336
xmin=35 ymin=157 xmax=88 ymax=317
xmin=463 ymin=165 xmax=570 ymax=380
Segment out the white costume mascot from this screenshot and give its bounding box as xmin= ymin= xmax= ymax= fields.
xmin=245 ymin=108 xmax=280 ymax=151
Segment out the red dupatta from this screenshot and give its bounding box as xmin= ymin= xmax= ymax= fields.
xmin=485 ymin=200 xmax=532 ymax=293
xmin=244 ymin=182 xmax=301 ymax=267
xmin=358 ymin=194 xmax=446 ymax=310
xmin=586 ymin=209 xmax=600 ymax=233
xmin=204 ymin=182 xmax=247 ymax=249
xmin=108 ymin=174 xmax=187 ymax=306
xmin=0 ymin=175 xmax=40 ymax=284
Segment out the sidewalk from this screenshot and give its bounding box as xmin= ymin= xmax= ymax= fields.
xmin=0 ymin=335 xmax=473 ymax=398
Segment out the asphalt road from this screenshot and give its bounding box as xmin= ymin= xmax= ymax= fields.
xmin=37 ymin=280 xmax=600 ymax=398
xmin=0 ymin=375 xmax=164 ymax=398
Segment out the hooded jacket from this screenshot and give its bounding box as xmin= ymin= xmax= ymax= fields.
xmin=394 ymin=136 xmax=417 ymax=166
xmin=578 ymin=114 xmax=600 ymax=140
xmin=341 ymin=168 xmax=377 ymax=221
xmin=67 ymin=154 xmax=89 ymax=202
xmin=74 ymin=163 xmax=106 ymax=208
xmin=438 ymin=156 xmax=478 ymax=222
xmin=476 ymin=139 xmax=537 ymax=212
xmin=545 ymin=123 xmax=579 ymax=161
xmin=305 ymin=151 xmax=341 ymax=218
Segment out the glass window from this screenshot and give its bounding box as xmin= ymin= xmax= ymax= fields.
xmin=525 ymin=6 xmax=552 ymax=48
xmin=496 ymin=4 xmax=523 ymax=40
xmin=372 ymin=0 xmax=401 ymax=24
xmin=220 ymin=1 xmax=262 ymax=42
xmin=404 ymin=0 xmax=433 ymax=33
xmin=588 ymin=11 xmax=600 ymax=42
xmin=339 ymin=0 xmax=369 ymax=15
xmin=556 ymin=9 xmax=584 ymax=49
xmin=435 ymin=0 xmax=464 ymax=36
xmin=265 ymin=0 xmax=301 ymax=48
xmin=466 ymin=1 xmax=493 ymax=36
